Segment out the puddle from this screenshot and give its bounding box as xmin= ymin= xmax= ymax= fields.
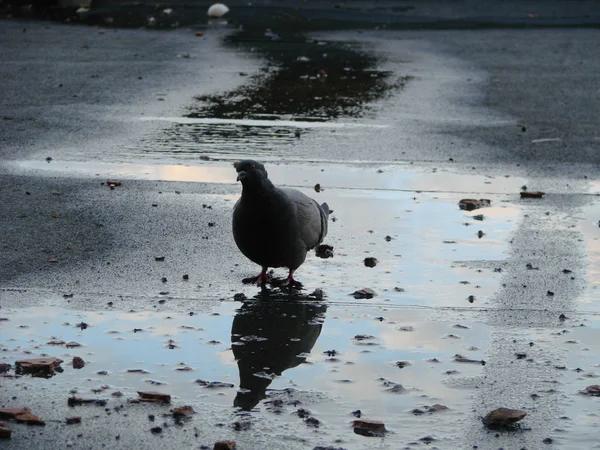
xmin=132 ymin=30 xmax=406 ymax=163
xmin=0 ymin=298 xmax=491 ymax=448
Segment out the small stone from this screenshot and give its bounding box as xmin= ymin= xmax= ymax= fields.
xmin=428 ymin=404 xmax=449 ymax=412
xmin=305 ymin=416 xmax=320 ymax=427
xmin=233 ymin=293 xmax=247 ymax=302
xmin=183 ymin=274 xmax=189 ymax=280
xmin=482 ymin=408 xmax=527 ymax=428
xmin=458 ymin=199 xmax=491 ymax=211
xmin=310 ymin=288 xmax=324 ymax=300
xmin=171 ymin=406 xmax=195 ymax=417
xmin=352 ymin=419 xmax=386 ymax=437
xmin=314 ymin=183 xmax=321 ymax=193
xmin=137 ymin=391 xmax=171 ymax=403
xmin=66 ymin=416 xmax=81 ymax=425
xmin=351 ymin=288 xmax=375 ymax=299
xmin=155 ymin=256 xmax=165 ymax=261
xmin=0 ymin=427 xmax=11 ymax=439
xmin=543 ymin=438 xmax=553 ymax=444
xmin=364 ymin=257 xmax=378 ymax=268
xmin=150 ymin=426 xmax=162 ymax=434
xmin=0 ymin=364 xmax=11 ymax=374
xmin=66 ymin=341 xmax=81 ymax=348
xmin=214 ymin=441 xmax=237 ymax=450
xmin=72 ymin=357 xmax=85 ymax=369
xmin=583 ymin=385 xmax=600 ymax=396
xmin=385 ymin=235 xmax=392 ymax=241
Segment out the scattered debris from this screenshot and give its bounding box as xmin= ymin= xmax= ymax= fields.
xmin=0 ymin=364 xmax=10 ymax=374
xmin=314 ymin=183 xmax=321 ymax=193
xmin=459 ymin=199 xmax=491 ymax=211
xmin=351 ymin=288 xmax=375 ymax=299
xmin=137 ymin=391 xmax=171 ymax=404
xmin=520 ymin=191 xmax=545 ymax=198
xmin=352 ymin=419 xmax=386 ymax=437
xmin=582 ymin=385 xmax=600 ymax=396
xmin=473 ymin=214 xmax=484 ymax=221
xmin=68 ymin=397 xmax=107 ymax=407
xmin=233 ymin=293 xmax=247 ymax=301
xmin=150 ymin=426 xmax=162 ymax=434
xmin=0 ymin=408 xmax=31 ymax=419
xmin=477 ymin=230 xmax=485 ymax=239
xmin=0 ymin=426 xmax=11 ymax=439
xmin=195 ymin=380 xmax=234 ymax=389
xmin=72 ymin=357 xmax=85 ymax=369
xmin=171 ymin=406 xmax=195 ymax=418
xmin=66 ymin=416 xmax=81 ymax=425
xmin=155 ymin=256 xmax=165 ymax=262
xmin=315 ymin=244 xmax=334 ymax=258
xmin=482 ymin=408 xmax=527 ymax=428
xmin=395 ymin=361 xmax=410 ymax=369
xmin=15 ymin=357 xmax=63 ymax=378
xmin=454 ymin=354 xmax=485 ymax=365
xmin=106 ymin=180 xmax=121 ymax=189
xmin=310 ymin=288 xmax=324 ymax=300
xmin=364 ymin=257 xmax=378 ymax=268
xmin=305 ymin=416 xmax=320 ymax=427
xmin=213 ymin=441 xmax=237 ymax=450
xmin=15 ymin=413 xmax=45 ymax=426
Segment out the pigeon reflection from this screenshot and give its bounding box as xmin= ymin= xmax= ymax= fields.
xmin=231 ymin=288 xmax=327 ymax=411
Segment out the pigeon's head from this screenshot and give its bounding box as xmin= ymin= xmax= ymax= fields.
xmin=234 ymin=160 xmax=268 ymax=185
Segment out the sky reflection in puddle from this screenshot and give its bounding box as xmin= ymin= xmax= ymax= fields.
xmin=1 ymin=299 xmax=489 ymax=447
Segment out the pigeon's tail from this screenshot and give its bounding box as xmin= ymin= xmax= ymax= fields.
xmin=317 ymin=202 xmax=330 ymax=245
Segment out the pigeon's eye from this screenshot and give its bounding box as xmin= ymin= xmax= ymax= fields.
xmin=251 ymin=164 xmax=256 ymax=169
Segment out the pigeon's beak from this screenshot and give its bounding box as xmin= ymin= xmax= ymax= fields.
xmin=236 ymin=171 xmax=246 ymax=182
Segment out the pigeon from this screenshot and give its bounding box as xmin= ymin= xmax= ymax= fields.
xmin=232 ymin=160 xmax=329 ymax=286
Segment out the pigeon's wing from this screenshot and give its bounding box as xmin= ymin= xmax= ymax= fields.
xmin=280 ymin=188 xmax=328 ymax=250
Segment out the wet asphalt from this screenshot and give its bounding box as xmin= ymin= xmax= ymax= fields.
xmin=1 ymin=6 xmax=600 ymax=450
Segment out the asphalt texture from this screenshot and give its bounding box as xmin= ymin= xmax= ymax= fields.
xmin=1 ymin=5 xmax=600 ymax=450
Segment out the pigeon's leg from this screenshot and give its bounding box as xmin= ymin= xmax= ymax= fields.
xmin=284 ymin=269 xmax=303 ymax=289
xmin=242 ymin=267 xmax=269 ymax=285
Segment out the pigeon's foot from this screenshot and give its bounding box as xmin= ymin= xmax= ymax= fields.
xmin=270 ymin=270 xmax=303 ymax=289
xmin=242 ymin=267 xmax=270 ymax=285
